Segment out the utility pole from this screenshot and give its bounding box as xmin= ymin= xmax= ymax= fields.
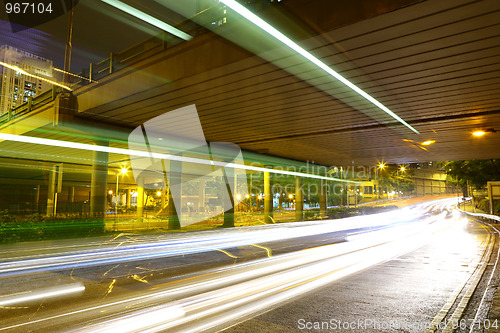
xmin=63 ymin=0 xmax=75 ymax=85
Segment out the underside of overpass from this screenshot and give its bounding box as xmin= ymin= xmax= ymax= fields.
xmin=2 ymin=0 xmax=500 ymax=167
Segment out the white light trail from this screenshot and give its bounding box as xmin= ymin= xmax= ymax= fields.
xmin=101 ymin=0 xmax=192 ymax=41
xmin=0 ymin=283 xmax=85 ymax=306
xmin=0 ymin=61 xmax=72 ymax=91
xmin=0 ymin=133 xmax=358 ymax=183
xmin=219 ymin=0 xmax=419 ymax=134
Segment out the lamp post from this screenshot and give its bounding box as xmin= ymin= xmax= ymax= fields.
xmin=115 ymin=168 xmax=128 ymax=217
xmin=377 ymin=163 xmax=385 ymax=199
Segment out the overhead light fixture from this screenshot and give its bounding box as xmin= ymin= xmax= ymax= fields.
xmin=421 ymin=140 xmax=435 ymax=146
xmin=101 ymin=0 xmax=192 ymax=41
xmin=219 ymin=0 xmax=419 ymax=134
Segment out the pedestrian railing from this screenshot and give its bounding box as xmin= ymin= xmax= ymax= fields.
xmin=2 ymin=6 xmax=220 ymax=124
xmin=0 ymin=86 xmax=60 ymax=124
xmin=457 ymin=205 xmax=500 ymax=223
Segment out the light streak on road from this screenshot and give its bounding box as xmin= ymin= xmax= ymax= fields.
xmin=0 ymin=206 xmax=418 ymax=276
xmin=0 ymin=283 xmax=85 ymax=307
xmin=0 ymin=198 xmax=477 ymax=332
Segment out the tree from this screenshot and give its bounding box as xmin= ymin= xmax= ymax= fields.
xmin=377 ymin=167 xmax=415 ymax=194
xmin=443 ymin=160 xmax=500 ymax=189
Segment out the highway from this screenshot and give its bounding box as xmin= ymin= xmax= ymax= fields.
xmin=0 ymin=197 xmax=497 ymax=332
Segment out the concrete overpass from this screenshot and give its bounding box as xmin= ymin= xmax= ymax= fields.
xmin=0 ymin=0 xmax=499 ymax=224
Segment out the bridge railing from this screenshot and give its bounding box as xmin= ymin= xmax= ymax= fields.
xmin=0 ymin=86 xmax=59 ymax=124
xmin=73 ymin=10 xmax=212 ymax=87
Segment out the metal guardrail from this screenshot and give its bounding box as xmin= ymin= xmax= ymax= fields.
xmin=72 ymin=10 xmax=211 ymax=87
xmin=457 ymin=200 xmax=500 ymax=223
xmin=0 ymin=86 xmax=59 ymax=124
xmin=3 ymin=6 xmax=219 ymax=124
xmin=458 ymin=209 xmax=500 ymax=223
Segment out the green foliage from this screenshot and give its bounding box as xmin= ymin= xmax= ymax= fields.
xmin=443 ymin=160 xmax=500 ymax=189
xmin=0 ymin=212 xmax=105 ymax=243
xmin=378 ymin=168 xmax=416 ymax=194
xmin=478 ymin=198 xmax=500 ymax=215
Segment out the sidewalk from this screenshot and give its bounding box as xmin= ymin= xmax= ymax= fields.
xmin=460 ymin=201 xmax=500 ymax=332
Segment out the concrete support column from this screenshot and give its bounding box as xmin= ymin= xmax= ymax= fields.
xmin=136 ymin=176 xmax=144 ymax=222
xmin=295 ymin=176 xmax=303 ymax=222
xmin=161 ymin=187 xmax=166 ymax=210
xmin=168 ymin=159 xmax=181 ymax=230
xmin=320 ymin=177 xmax=327 ymax=218
xmin=264 ymin=170 xmax=273 ymax=224
xmin=35 ymin=185 xmax=40 ymax=213
xmin=488 ymin=183 xmax=494 ymax=215
xmin=248 ymin=173 xmax=253 ymax=211
xmin=90 ymin=142 xmax=108 ymax=217
xmin=167 ymin=188 xmax=179 ymax=229
xmin=126 ymin=189 xmax=131 ymax=208
xmin=46 ymin=168 xmax=56 ymax=217
xmin=47 ymin=164 xmax=63 ymax=217
xmin=198 ymin=180 xmax=205 ymax=213
xmin=223 ymin=167 xmax=235 ymax=228
xmin=69 ymin=186 xmax=75 ymax=203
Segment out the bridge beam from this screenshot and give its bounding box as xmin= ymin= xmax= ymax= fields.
xmin=90 ymin=140 xmax=108 ymax=218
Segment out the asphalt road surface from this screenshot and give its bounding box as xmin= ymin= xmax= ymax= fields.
xmin=0 ymin=197 xmax=496 ymax=332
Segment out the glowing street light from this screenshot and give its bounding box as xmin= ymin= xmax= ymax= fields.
xmin=236 ymin=194 xmax=242 ymax=200
xmin=378 ymin=163 xmax=386 ymax=169
xmin=219 ymin=0 xmax=419 ymax=134
xmin=400 ymin=166 xmax=406 ymax=172
xmin=288 ymin=194 xmax=293 ymax=199
xmin=421 ymin=140 xmax=435 ymax=146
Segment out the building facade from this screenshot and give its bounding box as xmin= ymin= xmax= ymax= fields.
xmin=0 ymin=45 xmax=53 ymax=114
